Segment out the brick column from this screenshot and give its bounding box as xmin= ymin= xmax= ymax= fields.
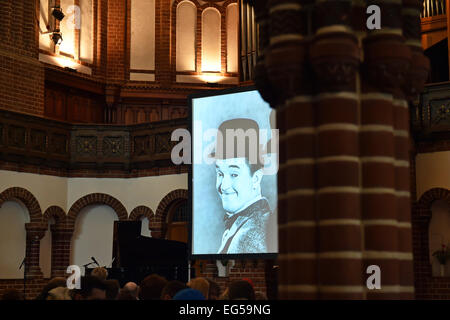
xmin=265 ymin=0 xmax=314 ymax=299
xmin=94 ymin=0 xmax=108 ymax=78
xmin=25 ymin=223 xmax=47 ymax=279
xmin=255 ymin=0 xmax=429 ymax=300
xmin=155 ymin=0 xmax=172 ymax=86
xmin=311 ymin=0 xmax=362 ymax=299
xmin=362 ymin=0 xmax=413 ymax=299
xmin=50 ymin=225 xmax=74 ymax=278
xmin=106 ymin=0 xmax=127 ymax=82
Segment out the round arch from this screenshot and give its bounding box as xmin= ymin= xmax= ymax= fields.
xmin=43 ymin=206 xmax=66 ymax=225
xmin=153 ymin=189 xmax=188 ymax=238
xmin=0 ymin=187 xmax=42 ymax=223
xmin=129 ymin=205 xmax=154 ymax=221
xmin=416 ymin=187 xmax=450 ymax=222
xmin=67 ymin=193 xmax=128 ymax=226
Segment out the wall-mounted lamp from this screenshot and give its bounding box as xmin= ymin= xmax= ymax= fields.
xmin=51 ymin=29 xmax=63 ymax=45
xmin=52 ymin=6 xmax=65 ymax=21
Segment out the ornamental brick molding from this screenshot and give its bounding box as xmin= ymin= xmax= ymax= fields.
xmin=153 ymin=189 xmax=188 ymax=238
xmin=43 ymin=206 xmax=67 ymax=225
xmin=416 ymin=188 xmax=450 ymax=218
xmin=0 ymin=187 xmax=42 ymax=223
xmin=129 ymin=205 xmax=155 ymax=221
xmin=67 ymin=193 xmax=128 ymax=226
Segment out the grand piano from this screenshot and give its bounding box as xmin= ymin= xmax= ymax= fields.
xmin=87 ymin=221 xmax=189 ymax=286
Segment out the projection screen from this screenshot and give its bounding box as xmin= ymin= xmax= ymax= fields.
xmin=190 ymin=87 xmax=278 ymax=259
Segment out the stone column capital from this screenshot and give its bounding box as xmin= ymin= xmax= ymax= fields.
xmin=25 ymin=223 xmax=47 ymax=241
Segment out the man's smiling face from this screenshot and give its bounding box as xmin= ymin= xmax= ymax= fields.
xmin=215 ymin=157 xmax=255 ymax=214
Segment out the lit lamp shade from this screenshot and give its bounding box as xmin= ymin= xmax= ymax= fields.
xmin=52 ymin=8 xmax=65 ymax=21
xmin=51 ymin=30 xmax=63 ymax=45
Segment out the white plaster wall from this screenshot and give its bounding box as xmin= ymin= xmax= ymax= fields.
xmin=226 ymin=4 xmax=238 ymax=73
xmin=429 ymin=200 xmax=450 ymax=276
xmin=71 ymin=205 xmax=118 ymax=274
xmin=0 ymin=170 xmax=67 ymax=213
xmin=79 ymin=0 xmax=93 ymax=63
xmin=176 ymin=1 xmax=196 ymax=71
xmin=66 ymin=174 xmax=188 ymax=213
xmin=416 ymin=151 xmax=450 ymax=199
xmin=40 ymin=219 xmax=54 ymax=279
xmin=201 ymin=8 xmax=221 ymax=72
xmin=0 ymin=201 xmax=30 ymax=279
xmin=39 ymin=0 xmax=52 ymax=51
xmin=0 ymin=170 xmax=187 ymax=214
xmin=130 ymin=0 xmax=156 ymax=70
xmin=141 ymin=216 xmax=151 ymax=237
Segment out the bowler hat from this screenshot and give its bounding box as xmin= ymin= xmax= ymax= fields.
xmin=209 ymin=118 xmax=264 ymax=166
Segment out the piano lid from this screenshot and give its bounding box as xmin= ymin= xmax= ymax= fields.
xmin=113 ymin=221 xmax=188 ymax=267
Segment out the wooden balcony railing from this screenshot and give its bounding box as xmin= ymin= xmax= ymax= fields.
xmin=0 ymin=108 xmax=187 ymax=173
xmin=422 ymin=0 xmax=446 ymax=18
xmin=412 ymin=82 xmax=450 ymax=138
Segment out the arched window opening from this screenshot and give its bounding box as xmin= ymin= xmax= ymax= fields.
xmin=166 ymin=200 xmax=189 ymax=243
xmin=429 ymin=200 xmax=450 ymax=276
xmin=201 ymin=8 xmax=221 ymax=72
xmin=176 ymin=1 xmax=196 ymax=71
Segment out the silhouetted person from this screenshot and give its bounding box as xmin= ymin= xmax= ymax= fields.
xmin=228 ymin=280 xmax=255 ymax=300
xmin=104 ymin=279 xmax=120 ymax=300
xmin=173 ymin=288 xmax=205 ymax=300
xmin=187 ymin=278 xmax=209 ymax=300
xmin=206 ymin=278 xmax=221 ymax=300
xmin=139 ymin=274 xmax=168 ymax=300
xmin=91 ymin=267 xmax=108 ymax=280
xmin=161 ymin=280 xmax=187 ymax=300
xmin=35 ymin=277 xmax=66 ymax=300
xmin=117 ymin=288 xmax=137 ymax=300
xmin=71 ymin=276 xmax=107 ymax=300
xmin=123 ymin=282 xmax=139 ymax=300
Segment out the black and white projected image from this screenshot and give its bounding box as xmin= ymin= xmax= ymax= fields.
xmin=192 ymin=89 xmax=278 ymax=257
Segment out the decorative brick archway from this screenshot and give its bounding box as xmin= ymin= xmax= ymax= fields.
xmin=129 ymin=205 xmax=154 ymax=221
xmin=0 ymin=187 xmax=46 ymax=281
xmin=56 ymin=193 xmax=128 ymax=278
xmin=43 ymin=206 xmax=66 ymax=224
xmin=415 ymin=188 xmax=450 ymax=220
xmin=0 ymin=187 xmax=42 ymax=223
xmin=153 ymin=189 xmax=188 ymax=238
xmin=67 ymin=193 xmax=128 ymax=226
xmin=413 ymin=187 xmax=450 ymax=299
xmin=129 ymin=205 xmax=154 ymax=233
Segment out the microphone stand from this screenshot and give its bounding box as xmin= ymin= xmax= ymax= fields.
xmin=82 ymin=262 xmax=95 ymax=276
xmin=20 ymin=238 xmax=37 ymax=300
xmin=18 ymin=256 xmax=26 ymax=300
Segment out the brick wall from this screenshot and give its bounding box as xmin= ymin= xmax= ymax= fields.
xmin=0 ymin=0 xmax=44 ymax=116
xmin=0 ymin=278 xmax=48 ymax=300
xmin=106 ymin=0 xmax=127 ymax=84
xmin=197 ymin=260 xmax=273 ymax=299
